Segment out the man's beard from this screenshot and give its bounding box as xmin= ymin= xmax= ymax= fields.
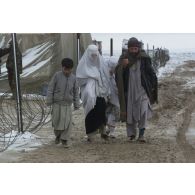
xmin=129 ymin=52 xmax=139 ymax=58
xmin=128 ymin=52 xmax=139 ymax=66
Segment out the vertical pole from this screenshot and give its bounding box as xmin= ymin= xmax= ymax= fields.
xmin=110 ymin=38 xmax=113 ymax=56
xmin=77 ymin=33 xmax=81 ymax=98
xmin=77 ymin=33 xmax=80 ymax=65
xmin=0 ymin=57 xmax=1 ymax=74
xmin=159 ymin=47 xmax=162 ymax=66
xmin=147 ymin=43 xmax=149 ymax=55
xmin=153 ymin=45 xmax=155 ymax=58
xmin=12 ymin=33 xmax=23 ymax=133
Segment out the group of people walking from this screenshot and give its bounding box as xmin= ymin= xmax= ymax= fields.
xmin=46 ymin=37 xmax=158 ymax=148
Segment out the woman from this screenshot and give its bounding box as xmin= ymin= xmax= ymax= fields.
xmin=76 ymin=45 xmax=110 ymax=141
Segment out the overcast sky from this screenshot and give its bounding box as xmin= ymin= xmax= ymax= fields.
xmin=92 ymin=33 xmax=195 ymax=52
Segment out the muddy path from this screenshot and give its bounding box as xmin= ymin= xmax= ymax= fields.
xmin=174 ymin=62 xmax=195 ymax=162
xmin=176 ymin=102 xmax=195 ymax=162
xmin=1 ymin=61 xmax=195 ymax=163
xmin=156 ymin=61 xmax=195 ymax=162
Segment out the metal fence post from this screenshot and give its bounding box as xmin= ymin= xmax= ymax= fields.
xmin=110 ymin=38 xmax=113 ymax=56
xmin=12 ymin=33 xmax=23 ymax=133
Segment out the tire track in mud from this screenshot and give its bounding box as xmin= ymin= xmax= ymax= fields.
xmin=157 ymin=61 xmax=195 ymax=162
xmin=173 ymin=62 xmax=195 ymax=162
xmin=176 ymin=94 xmax=195 ymax=162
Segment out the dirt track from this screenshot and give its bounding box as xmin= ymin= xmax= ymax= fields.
xmin=4 ymin=61 xmax=195 ymax=163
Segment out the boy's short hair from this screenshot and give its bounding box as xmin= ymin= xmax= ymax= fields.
xmin=61 ymin=58 xmax=74 ymax=69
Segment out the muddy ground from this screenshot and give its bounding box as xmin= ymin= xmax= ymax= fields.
xmin=1 ymin=61 xmax=195 ymax=163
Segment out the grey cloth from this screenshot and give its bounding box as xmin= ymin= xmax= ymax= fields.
xmin=126 ymin=111 xmax=148 ymax=137
xmin=107 ymin=111 xmax=117 ymax=134
xmin=54 ymin=130 xmax=70 ymax=141
xmin=126 ymin=123 xmax=137 ymax=137
xmin=106 ymin=74 xmax=120 ymax=130
xmin=46 ymin=71 xmax=80 ymax=108
xmin=126 ymin=60 xmax=152 ymax=127
xmin=106 ymin=103 xmax=120 ymax=126
xmin=52 ymin=104 xmax=72 ymax=140
xmin=109 ymin=74 xmax=120 ymax=108
xmin=105 ymin=60 xmax=120 ymax=134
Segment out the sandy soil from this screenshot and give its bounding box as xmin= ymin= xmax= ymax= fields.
xmin=2 ymin=61 xmax=195 ymax=163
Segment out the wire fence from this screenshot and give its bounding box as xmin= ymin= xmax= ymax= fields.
xmin=0 ymin=90 xmax=51 ymax=152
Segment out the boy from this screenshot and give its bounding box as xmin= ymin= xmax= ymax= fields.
xmin=46 ymin=58 xmax=80 ymax=148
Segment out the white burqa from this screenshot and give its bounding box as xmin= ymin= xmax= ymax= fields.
xmin=76 ymin=45 xmax=110 ymax=116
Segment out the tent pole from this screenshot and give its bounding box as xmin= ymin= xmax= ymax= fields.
xmin=12 ymin=33 xmax=23 ymax=133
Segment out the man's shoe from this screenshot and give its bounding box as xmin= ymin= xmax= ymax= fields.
xmin=101 ymin=133 xmax=109 ymax=141
xmin=61 ymin=140 xmax=70 ymax=148
xmin=128 ymin=135 xmax=136 ymax=141
xmin=55 ymin=137 xmax=60 ymax=144
xmin=109 ymin=132 xmax=116 ymax=139
xmin=137 ymin=136 xmax=146 ymax=143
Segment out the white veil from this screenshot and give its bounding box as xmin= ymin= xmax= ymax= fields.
xmin=76 ymin=45 xmax=111 ymax=116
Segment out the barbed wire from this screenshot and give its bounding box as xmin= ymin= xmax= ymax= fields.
xmin=0 ymin=90 xmax=51 ymax=152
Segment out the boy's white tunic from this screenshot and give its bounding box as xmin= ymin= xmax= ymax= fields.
xmin=46 ymin=71 xmax=79 ymax=139
xmin=52 ymin=104 xmax=72 ymax=132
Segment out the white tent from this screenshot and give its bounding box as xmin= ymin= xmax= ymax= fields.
xmin=0 ymin=33 xmax=92 ymax=80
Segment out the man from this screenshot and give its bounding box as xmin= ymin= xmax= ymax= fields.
xmin=6 ymin=39 xmax=22 ymax=98
xmin=115 ymin=37 xmax=158 ymax=142
xmin=0 ymin=48 xmax=10 ymax=58
xmin=0 ymin=46 xmax=10 ymax=75
xmin=0 ymin=47 xmax=10 ymax=65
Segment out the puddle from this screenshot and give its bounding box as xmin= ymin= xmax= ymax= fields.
xmin=186 ymin=111 xmax=195 ymax=148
